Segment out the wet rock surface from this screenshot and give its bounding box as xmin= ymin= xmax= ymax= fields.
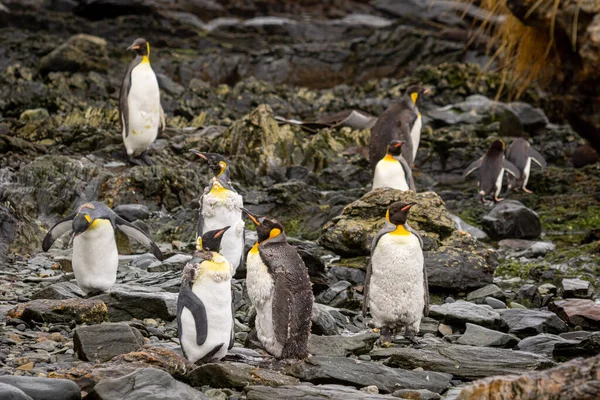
xmin=0 ymin=1 xmax=599 ymax=399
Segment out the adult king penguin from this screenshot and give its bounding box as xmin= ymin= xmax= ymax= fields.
xmin=242 ymin=209 xmax=313 ymax=359
xmin=191 ymin=150 xmax=245 ymax=274
xmin=119 ymin=38 xmax=165 ymax=166
xmin=42 ymin=202 xmax=163 ymax=295
xmin=362 ymin=201 xmax=429 ymax=345
xmin=505 ymin=138 xmax=547 ymax=194
xmin=178 ymin=227 xmax=234 ymax=364
xmin=372 ymin=139 xmax=416 ymax=191
xmin=463 ymin=139 xmax=521 ymax=203
xmin=369 ymin=85 xmax=430 ymax=170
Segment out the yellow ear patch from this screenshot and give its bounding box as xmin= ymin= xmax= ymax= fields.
xmin=84 ymin=215 xmax=91 ymax=223
xmin=385 ymin=210 xmax=390 ymax=224
xmin=411 ymin=92 xmax=418 ymax=104
xmin=218 ymin=161 xmax=227 ymax=176
xmin=269 ymin=228 xmax=281 ymax=239
xmin=250 ymin=242 xmax=259 ymax=254
xmin=146 ymin=42 xmax=150 ymax=57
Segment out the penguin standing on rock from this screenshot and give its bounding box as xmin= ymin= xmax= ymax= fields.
xmin=372 ymin=139 xmax=416 ymax=191
xmin=178 ymin=227 xmax=234 ymax=364
xmin=242 ymin=208 xmax=313 ymax=359
xmin=191 ymin=150 xmax=245 ymax=274
xmin=369 ymin=85 xmax=430 ymax=170
xmin=119 ymin=38 xmax=165 ymax=166
xmin=363 ymin=201 xmax=429 ymax=346
xmin=505 ymin=138 xmax=547 ymax=194
xmin=463 ymin=139 xmax=521 ymax=203
xmin=42 ymin=202 xmax=163 ymax=296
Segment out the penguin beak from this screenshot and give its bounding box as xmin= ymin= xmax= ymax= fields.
xmin=190 ymin=149 xmax=207 ymax=160
xmin=241 ymin=208 xmax=261 ymax=226
xmin=394 ymin=141 xmax=405 ymax=148
xmin=423 ymin=86 xmax=433 ymax=95
xmin=213 ymin=226 xmax=230 ymax=239
xmin=401 ymin=202 xmax=417 ymax=211
xmin=69 ymin=232 xmax=77 ymax=246
xmin=127 ymin=44 xmax=140 ymax=51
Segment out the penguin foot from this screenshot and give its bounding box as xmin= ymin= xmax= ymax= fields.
xmin=128 ymin=155 xmax=145 ymax=166
xmin=522 ymin=187 xmax=533 ymax=194
xmin=372 ymin=328 xmax=380 ymax=333
xmin=493 ymin=196 xmax=504 ymax=202
xmin=140 ymin=151 xmax=156 ymax=166
xmin=380 ymin=341 xmax=395 ymax=348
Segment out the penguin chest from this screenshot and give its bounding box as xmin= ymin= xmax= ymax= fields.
xmin=124 ymin=62 xmax=161 ymax=154
xmin=72 ymin=220 xmax=118 ymax=295
xmin=372 ymin=157 xmax=408 ymax=191
xmin=180 ymin=264 xmax=233 ymax=363
xmin=201 ymin=190 xmax=245 ymax=272
xmin=369 ymin=233 xmax=424 ymax=326
xmin=246 ymin=248 xmax=283 ymax=357
xmin=409 ymin=113 xmax=422 ymax=162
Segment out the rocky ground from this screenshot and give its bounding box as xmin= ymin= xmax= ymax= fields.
xmin=1 ymin=1 xmax=600 ymax=400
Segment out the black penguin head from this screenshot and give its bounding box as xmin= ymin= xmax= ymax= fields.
xmin=190 ymin=150 xmax=229 ymax=177
xmin=197 ymin=226 xmax=230 ymax=252
xmin=127 ymin=38 xmax=149 ymax=57
xmin=387 ymin=140 xmax=405 ymax=157
xmin=242 ymin=208 xmax=284 ymax=243
xmin=386 ymin=201 xmax=417 ymax=226
xmin=405 ymin=85 xmax=432 ymax=106
xmin=488 ymin=139 xmax=505 ymax=155
xmin=70 ymin=213 xmax=92 ymax=244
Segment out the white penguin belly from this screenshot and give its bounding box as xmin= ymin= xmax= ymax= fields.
xmin=124 ymin=62 xmax=161 ymax=156
xmin=180 ymin=276 xmax=232 ymax=363
xmin=495 ymin=168 xmax=505 ymax=198
xmin=522 ymin=157 xmax=531 ymax=188
xmin=72 ymin=220 xmax=118 ymax=295
xmin=372 ymin=158 xmax=409 ymax=191
xmin=369 ymin=233 xmax=424 ymax=330
xmin=201 ymin=191 xmax=245 ymax=273
xmin=410 ymin=114 xmax=422 ymax=163
xmin=245 ymin=250 xmax=283 ymax=358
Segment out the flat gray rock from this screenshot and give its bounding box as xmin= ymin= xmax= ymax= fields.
xmin=245 ymin=384 xmax=397 ymax=399
xmin=286 ymin=356 xmax=451 ymax=394
xmin=499 ymin=309 xmax=568 ymax=338
xmin=0 ymin=376 xmax=80 ymax=400
xmin=517 ymin=333 xmax=577 ymax=358
xmin=308 ymin=332 xmax=378 ymax=356
xmin=466 ymin=284 xmax=505 ymax=304
xmin=73 ymin=323 xmax=145 ymax=363
xmin=373 ymin=344 xmax=555 ymax=380
xmin=93 ymin=290 xmax=177 ymax=321
xmin=85 ymin=368 xmax=206 ymax=400
xmin=188 ymin=362 xmax=299 ymax=389
xmin=429 ymin=301 xmax=507 ymax=331
xmin=31 ymin=282 xmax=83 ymax=300
xmin=0 ymin=383 xmax=33 ymax=400
xmin=561 ymin=278 xmax=592 ymax=299
xmin=456 ymin=323 xmax=520 ymax=348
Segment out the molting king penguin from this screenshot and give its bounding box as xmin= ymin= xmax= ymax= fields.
xmin=463 ymin=139 xmax=521 ymax=203
xmin=178 ymin=227 xmax=234 ymax=364
xmin=42 ymin=201 xmax=163 ymax=296
xmin=242 ymin=208 xmax=313 ymax=359
xmin=369 ymin=85 xmax=430 ymax=170
xmin=191 ymin=150 xmax=245 ymax=274
xmin=362 ymin=201 xmax=429 ymax=346
xmin=505 ymin=138 xmax=547 ymax=194
xmin=119 ymin=38 xmax=165 ymax=166
xmin=372 ymin=139 xmax=416 ymax=191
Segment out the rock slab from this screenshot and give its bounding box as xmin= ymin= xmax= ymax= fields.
xmin=429 ymin=301 xmax=507 ymax=330
xmin=0 ymin=376 xmax=80 ymax=400
xmin=245 ymin=384 xmax=398 ymax=399
xmin=499 ymin=309 xmax=568 ymax=338
xmin=456 ymin=323 xmax=520 ymax=348
xmin=481 ymin=200 xmax=541 ymax=240
xmin=549 ymin=299 xmax=600 ymax=330
xmin=7 ymin=298 xmax=107 ymax=324
xmin=74 ymin=323 xmax=146 ymax=363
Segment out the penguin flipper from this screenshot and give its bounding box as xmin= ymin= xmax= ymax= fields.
xmin=159 ymin=104 xmax=166 ymax=134
xmin=42 ymin=213 xmax=76 ymax=252
xmin=114 ymin=216 xmax=164 ymax=260
xmin=502 ymin=159 xmax=521 ymax=178
xmin=528 ymin=147 xmax=547 ymax=168
xmin=399 ymin=157 xmax=416 ymax=191
xmin=119 ymin=57 xmax=142 ymax=138
xmin=197 ymin=196 xmax=205 ymax=238
xmin=272 ymin=274 xmax=292 ymax=347
xmin=177 ymin=281 xmax=208 ymax=347
xmin=463 ymin=158 xmax=482 ymax=178
xmin=423 ymin=264 xmax=430 ymax=317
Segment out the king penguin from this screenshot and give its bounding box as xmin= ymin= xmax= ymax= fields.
xmin=242 ymin=208 xmax=313 ymax=359
xmin=463 ymin=139 xmax=521 ymax=203
xmin=369 ymin=85 xmax=430 ymax=170
xmin=178 ymin=226 xmax=234 ymax=364
xmin=362 ymin=201 xmax=429 ymax=346
xmin=372 ymin=139 xmax=416 ymax=191
xmin=505 ymin=138 xmax=547 ymax=194
xmin=191 ymin=150 xmax=245 ymax=274
xmin=119 ymin=38 xmax=165 ymax=166
xmin=42 ymin=201 xmax=163 ymax=296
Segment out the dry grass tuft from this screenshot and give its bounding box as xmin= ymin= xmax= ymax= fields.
xmin=453 ymin=0 xmax=561 ymax=99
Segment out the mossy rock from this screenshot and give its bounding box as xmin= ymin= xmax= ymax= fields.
xmin=319 ymin=188 xmax=455 ymax=256
xmin=40 ymin=34 xmax=109 ymax=73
